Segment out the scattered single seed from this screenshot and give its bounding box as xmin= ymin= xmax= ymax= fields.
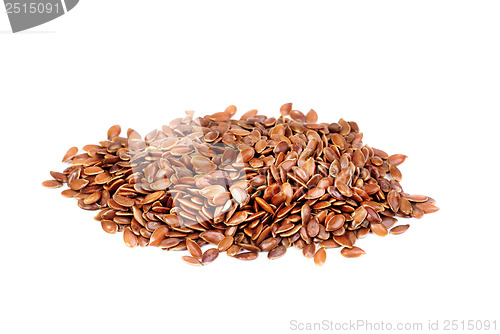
xmin=107 ymin=125 xmax=121 ymax=139
xmin=101 ymin=220 xmax=118 ymax=234
xmin=388 ymin=154 xmax=407 ymax=166
xmin=340 ymin=246 xmax=366 ymax=258
xmin=202 ymin=248 xmax=219 ymax=264
xmin=182 ymin=256 xmax=203 ymax=266
xmin=61 ymin=189 xmax=78 ymax=197
xmin=62 ymin=147 xmax=78 ymax=162
xmin=42 ymin=180 xmax=63 ymax=188
xmin=390 ymin=224 xmax=410 ymax=235
xmin=314 ymin=247 xmax=327 ymax=266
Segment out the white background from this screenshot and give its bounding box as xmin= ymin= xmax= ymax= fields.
xmin=1 ymin=1 xmax=499 ymax=334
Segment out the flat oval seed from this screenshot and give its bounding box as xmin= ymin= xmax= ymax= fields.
xmin=149 ymin=225 xmax=169 ymax=247
xmin=406 ymin=194 xmax=429 ymax=203
xmin=389 ymin=165 xmax=402 ymax=181
xmin=381 ymin=217 xmax=398 ymax=229
xmin=338 ymin=118 xmax=351 ymax=136
xmin=158 ymin=238 xmax=180 ymax=249
xmin=341 ymin=246 xmax=366 ymax=258
xmin=210 ymin=111 xmax=231 ymax=122
xmin=218 ymin=236 xmax=234 ymax=252
xmin=163 ymin=214 xmax=181 ymax=228
xmin=42 ymin=180 xmax=63 ymax=188
xmin=370 ymin=222 xmax=388 ymax=237
xmin=254 ymin=139 xmax=267 ymax=153
xmin=202 ymin=248 xmax=219 ymax=264
xmin=280 ymin=103 xmax=292 ymax=116
xmin=83 ymin=166 xmax=104 ymax=175
xmin=239 ymin=243 xmax=261 ymax=252
xmin=352 ymin=150 xmax=365 ymax=168
xmin=351 ymin=206 xmax=368 ymax=228
xmin=333 ymin=234 xmax=353 ymax=248
xmin=356 ymin=228 xmax=370 ymax=238
xmin=226 ymin=245 xmax=242 ymax=257
xmin=302 ymin=243 xmax=316 ymax=258
xmin=399 ymin=198 xmax=413 ymax=215
xmin=230 ymin=186 xmax=249 ymax=205
xmin=62 ymin=147 xmax=78 ymax=162
xmin=50 ymin=171 xmax=67 ymax=183
xmin=337 ymin=182 xmax=353 ymax=197
xmin=290 ymin=110 xmax=306 ymax=122
xmin=142 ymin=191 xmax=164 ymax=204
xmin=390 ymin=224 xmax=410 ymax=235
xmin=260 ymin=237 xmax=279 ymax=251
xmin=326 ymin=214 xmax=345 ymax=231
xmin=200 ymin=231 xmax=225 ymax=244
xmin=301 ymin=204 xmax=311 ymax=225
xmin=235 ymin=251 xmax=259 ymax=261
xmin=123 ymin=228 xmax=138 ymax=248
xmin=240 ymin=148 xmax=255 ymax=163
xmin=306 ymin=218 xmax=320 ymax=237
xmin=313 ymin=247 xmax=327 ymax=266
xmin=240 ymin=109 xmax=258 ymax=120
xmin=387 ymin=190 xmax=400 ymax=212
xmin=305 ymin=109 xmax=318 ymax=123
xmin=69 ymin=178 xmax=89 ymax=191
xmin=107 ymin=125 xmax=121 ymax=139
xmin=255 ymin=197 xmax=275 ymax=214
xmin=61 ymin=189 xmax=78 ymax=197
xmin=415 ymin=202 xmax=440 ymax=214
xmin=226 ymin=211 xmax=248 ymax=226
xmin=225 ymin=105 xmax=237 ymax=116
xmin=186 ymin=239 xmax=203 ymax=259
xmin=199 ymin=185 xmax=226 ymax=199
xmin=388 ymin=154 xmax=407 ymax=166
xmin=372 ymin=148 xmax=389 ymax=159
xmin=95 ymin=172 xmax=112 ymax=184
xmin=305 ymin=187 xmax=325 ymax=200
xmin=318 ymin=239 xmax=341 ymax=248
xmin=101 ymin=220 xmax=118 ymax=234
xmin=412 ymin=207 xmax=425 ymax=219
xmin=268 ymin=245 xmax=287 ymax=260
xmin=113 ymin=195 xmax=135 ymax=207
xmin=182 ymin=256 xmax=203 ymax=266
xmin=83 ymin=191 xmax=101 ymax=204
